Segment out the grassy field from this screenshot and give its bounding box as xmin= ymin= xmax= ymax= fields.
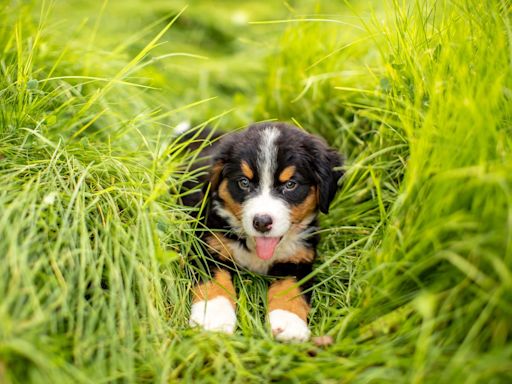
xmin=1 ymin=0 xmax=511 ymax=382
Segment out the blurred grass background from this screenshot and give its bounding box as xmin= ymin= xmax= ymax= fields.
xmin=1 ymin=0 xmax=511 ymax=382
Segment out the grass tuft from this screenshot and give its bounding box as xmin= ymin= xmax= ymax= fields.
xmin=0 ymin=0 xmax=511 ymax=382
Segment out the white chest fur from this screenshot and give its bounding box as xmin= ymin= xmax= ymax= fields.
xmin=225 ymin=226 xmax=312 ymax=274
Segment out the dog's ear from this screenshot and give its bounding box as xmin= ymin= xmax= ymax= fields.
xmin=208 ymin=161 xmax=224 ymax=192
xmin=204 ymin=135 xmax=235 ymax=194
xmin=307 ymin=138 xmax=344 ymax=214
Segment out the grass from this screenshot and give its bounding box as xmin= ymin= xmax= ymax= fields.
xmin=1 ymin=0 xmax=511 ymax=382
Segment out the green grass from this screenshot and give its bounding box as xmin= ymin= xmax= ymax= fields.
xmin=1 ymin=0 xmax=511 ymax=382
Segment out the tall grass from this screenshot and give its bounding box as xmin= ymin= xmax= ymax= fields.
xmin=0 ymin=0 xmax=511 ymax=383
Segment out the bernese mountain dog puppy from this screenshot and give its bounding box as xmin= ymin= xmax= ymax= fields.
xmin=184 ymin=122 xmax=343 ymax=342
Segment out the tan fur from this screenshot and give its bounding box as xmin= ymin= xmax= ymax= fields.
xmin=206 ymin=234 xmax=233 ymax=261
xmin=241 ymin=160 xmax=254 ymax=179
xmin=209 ymin=161 xmax=224 ymax=191
xmin=278 ymin=165 xmax=296 ymax=182
xmin=287 ymin=246 xmax=315 ymax=263
xmin=192 ymin=269 xmax=236 ymax=307
xmin=218 ymin=179 xmax=242 ymax=219
xmin=290 ymin=187 xmax=317 ymax=223
xmin=268 ymin=278 xmax=309 ymax=322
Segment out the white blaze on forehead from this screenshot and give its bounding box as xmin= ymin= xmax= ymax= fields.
xmin=240 ymin=126 xmax=292 ymax=242
xmin=258 ymin=127 xmax=280 ymax=192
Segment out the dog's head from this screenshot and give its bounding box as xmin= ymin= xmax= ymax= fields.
xmin=208 ymin=122 xmax=343 ymax=261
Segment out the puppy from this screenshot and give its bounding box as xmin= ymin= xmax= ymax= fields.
xmin=184 ymin=122 xmax=343 ymax=342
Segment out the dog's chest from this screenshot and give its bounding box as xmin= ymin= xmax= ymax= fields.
xmin=227 ymin=233 xmax=305 ymax=274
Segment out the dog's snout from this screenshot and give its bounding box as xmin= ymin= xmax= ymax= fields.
xmin=253 ymin=214 xmax=273 ymax=233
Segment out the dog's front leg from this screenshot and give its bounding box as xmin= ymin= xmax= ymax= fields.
xmin=189 ymin=268 xmax=236 ymax=334
xmin=268 ymin=278 xmax=310 ymax=342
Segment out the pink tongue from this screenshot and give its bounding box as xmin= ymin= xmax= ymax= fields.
xmin=255 ymin=237 xmax=281 ymax=260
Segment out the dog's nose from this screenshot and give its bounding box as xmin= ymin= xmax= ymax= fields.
xmin=253 ymin=214 xmax=273 ymax=233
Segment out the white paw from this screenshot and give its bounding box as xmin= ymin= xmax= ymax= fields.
xmin=269 ymin=309 xmax=310 ymax=342
xmin=189 ymin=296 xmax=236 ymax=334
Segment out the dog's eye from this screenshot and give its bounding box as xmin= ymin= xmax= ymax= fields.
xmin=284 ymin=180 xmax=297 ymax=191
xmin=237 ymin=177 xmax=250 ymax=190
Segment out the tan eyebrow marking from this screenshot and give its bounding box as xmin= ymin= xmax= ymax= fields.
xmin=278 ymin=165 xmax=296 ymax=183
xmin=241 ymin=160 xmax=254 ymax=179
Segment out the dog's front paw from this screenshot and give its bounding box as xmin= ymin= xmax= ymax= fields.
xmin=269 ymin=309 xmax=310 ymax=342
xmin=189 ymin=296 xmax=236 ymax=334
